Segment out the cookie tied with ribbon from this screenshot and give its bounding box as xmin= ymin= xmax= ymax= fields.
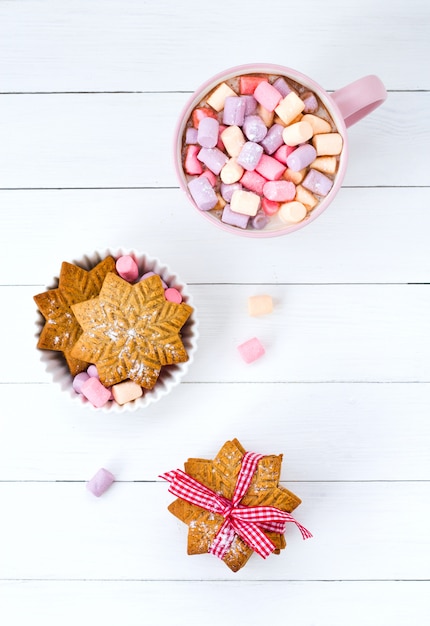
xmin=160 ymin=438 xmax=312 ymax=572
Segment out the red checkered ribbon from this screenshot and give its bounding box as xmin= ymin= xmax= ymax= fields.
xmin=160 ymin=451 xmax=312 ymax=560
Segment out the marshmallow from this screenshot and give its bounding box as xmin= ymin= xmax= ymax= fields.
xmin=116 ymin=255 xmax=139 ymax=282
xmin=242 ymin=115 xmax=268 ymax=142
xmin=72 ymin=371 xmax=89 ymax=394
xmin=184 ymin=145 xmax=203 ymax=175
xmin=261 ymin=197 xmax=280 ymax=216
xmin=206 ymin=82 xmax=237 ymax=111
xmin=87 ymin=468 xmax=115 ymax=497
xmin=286 ymin=144 xmax=317 ymax=172
xmin=310 ymin=156 xmax=338 ymax=175
xmin=81 ymin=376 xmax=111 ymax=408
xmin=312 ymin=133 xmax=343 ymax=156
xmin=302 ymin=169 xmax=334 ymax=196
xmin=302 ymin=92 xmax=319 ymax=113
xmin=272 ymin=76 xmax=293 ymax=97
xmin=240 ymin=170 xmax=267 ymax=195
xmin=112 ymin=380 xmax=143 ymax=406
xmin=230 ymin=189 xmax=260 ymax=216
xmin=253 ymin=81 xmax=283 ymax=112
xmin=302 ymin=114 xmax=332 ymax=134
xmin=263 ymin=180 xmax=296 ymax=202
xmin=188 ymin=175 xmax=218 ymax=211
xmin=237 ymin=337 xmax=265 ymax=363
xmin=237 ymin=141 xmax=264 ymax=171
xmin=221 ymin=204 xmax=250 ymax=229
xmin=256 ymin=154 xmax=286 ymax=181
xmin=87 ymin=364 xmax=99 ymax=378
xmin=192 ymin=107 xmax=218 ymax=128
xmin=295 ymin=185 xmax=318 ymax=210
xmin=197 ymin=147 xmax=229 ymax=175
xmin=241 ymin=95 xmax=258 ymax=115
xmin=248 ymin=295 xmax=273 ymax=316
xmin=197 ymin=116 xmax=220 ymax=148
xmin=251 ymin=211 xmax=270 ymax=230
xmin=223 ymin=96 xmax=246 ymax=126
xmin=279 ymin=201 xmax=307 ymax=224
xmin=282 ymin=121 xmax=314 ymax=146
xmin=220 ymin=158 xmax=244 ymax=184
xmin=239 ymin=75 xmax=268 ymax=94
xmin=220 ymin=182 xmax=242 ymax=202
xmin=274 ymin=92 xmax=305 ymax=125
xmin=185 ymin=127 xmax=198 ymax=144
xmin=220 ymin=125 xmax=246 ymax=157
xmin=260 ymin=124 xmax=285 ymax=154
xmin=164 ymin=288 xmax=182 ymax=304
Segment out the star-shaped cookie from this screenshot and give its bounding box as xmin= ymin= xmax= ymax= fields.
xmin=70 ymin=272 xmax=193 ymax=389
xmin=167 ymin=438 xmax=302 ymax=572
xmin=34 ymin=256 xmax=117 ymax=376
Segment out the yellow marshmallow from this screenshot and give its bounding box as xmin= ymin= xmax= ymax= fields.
xmin=221 ymin=125 xmax=246 ymax=157
xmin=206 ymin=82 xmax=237 ymax=112
xmin=274 ymin=92 xmax=305 ymax=125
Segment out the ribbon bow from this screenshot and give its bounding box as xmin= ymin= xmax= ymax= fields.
xmin=160 ymin=451 xmax=312 ymax=560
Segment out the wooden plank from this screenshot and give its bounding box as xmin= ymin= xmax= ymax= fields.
xmin=0 ymin=481 xmax=428 ymax=581
xmin=0 ymin=382 xmax=429 ymax=482
xmin=6 ymin=284 xmax=429 ymax=382
xmin=0 ymin=0 xmax=428 ymax=92
xmin=0 ymin=92 xmax=427 ymax=188
xmin=1 ymin=187 xmax=429 ymax=285
xmin=0 ymin=580 xmax=428 ymax=626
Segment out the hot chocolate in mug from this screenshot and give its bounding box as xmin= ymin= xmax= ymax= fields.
xmin=174 ymin=63 xmax=387 ymax=237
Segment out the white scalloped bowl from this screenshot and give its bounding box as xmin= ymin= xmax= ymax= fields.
xmin=35 ymin=249 xmax=199 ymax=413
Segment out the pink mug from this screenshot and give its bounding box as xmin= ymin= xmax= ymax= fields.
xmin=174 ymin=63 xmax=387 ymax=238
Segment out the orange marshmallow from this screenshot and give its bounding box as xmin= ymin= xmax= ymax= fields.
xmin=220 ymin=158 xmax=244 ymax=184
xmin=295 ymin=185 xmax=318 ymax=210
xmin=310 ymin=156 xmax=338 ymax=175
xmin=279 ymin=200 xmax=307 ymax=224
xmin=282 ymin=121 xmax=314 ymax=146
xmin=248 ymin=295 xmax=273 ymax=317
xmin=257 ymin=103 xmax=275 ymax=127
xmin=274 ymin=92 xmax=305 ymax=125
xmin=301 ymin=114 xmax=332 ymax=134
xmin=220 ymin=125 xmax=246 ymax=157
xmin=112 ymin=380 xmax=143 ymax=406
xmin=312 ymin=133 xmax=343 ymax=156
xmin=283 ymin=167 xmax=307 ymax=185
xmin=206 ymin=82 xmax=237 ymax=112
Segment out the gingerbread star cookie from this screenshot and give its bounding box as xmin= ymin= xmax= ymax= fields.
xmin=167 ymin=438 xmax=302 ymax=572
xmin=70 ymin=272 xmax=193 ymax=389
xmin=34 ymin=256 xmax=117 ymax=376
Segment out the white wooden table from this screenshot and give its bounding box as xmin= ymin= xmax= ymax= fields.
xmin=1 ymin=1 xmax=429 ymax=624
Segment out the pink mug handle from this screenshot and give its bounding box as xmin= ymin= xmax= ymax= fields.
xmin=330 ymin=75 xmax=387 ymax=128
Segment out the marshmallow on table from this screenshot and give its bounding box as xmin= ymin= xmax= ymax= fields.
xmin=116 ymin=255 xmax=139 ymax=282
xmin=248 ymin=295 xmax=273 ymax=317
xmin=237 ymin=337 xmax=265 ymax=363
xmin=87 ymin=468 xmax=115 ymax=497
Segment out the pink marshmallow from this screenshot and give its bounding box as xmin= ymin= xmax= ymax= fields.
xmin=240 ymin=170 xmax=267 ymax=195
xmin=263 ymin=180 xmax=296 ymax=202
xmin=164 ymin=287 xmax=182 ymax=303
xmin=237 ymin=337 xmax=266 ymax=363
xmin=253 ymin=81 xmax=283 ymax=112
xmin=86 ymin=468 xmax=115 ymax=497
xmin=184 ymin=144 xmax=203 ymax=175
xmin=81 ymin=376 xmax=112 ymax=408
xmin=116 ymin=255 xmax=139 ymax=282
xmin=255 ymin=154 xmax=286 ymax=181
